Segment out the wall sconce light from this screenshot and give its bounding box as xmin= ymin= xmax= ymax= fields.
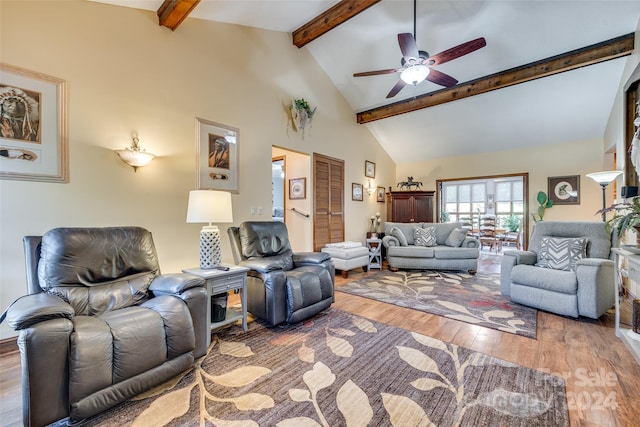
xmin=115 ymin=135 xmax=156 ymax=172
xmin=365 ymin=179 xmax=377 ymax=196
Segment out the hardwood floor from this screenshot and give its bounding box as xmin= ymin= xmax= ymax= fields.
xmin=1 ymin=250 xmax=639 ymax=426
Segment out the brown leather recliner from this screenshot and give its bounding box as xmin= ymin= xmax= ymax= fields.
xmin=2 ymin=227 xmax=208 ymax=427
xmin=228 ymin=221 xmax=335 ymax=326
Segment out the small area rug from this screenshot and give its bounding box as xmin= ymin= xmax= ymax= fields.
xmin=337 ymin=270 xmax=537 ymax=338
xmin=64 ymin=309 xmax=567 ymax=426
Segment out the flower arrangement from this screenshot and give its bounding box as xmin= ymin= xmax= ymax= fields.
xmin=369 ymin=212 xmax=381 ymax=233
xmin=290 ymin=98 xmax=316 ymax=132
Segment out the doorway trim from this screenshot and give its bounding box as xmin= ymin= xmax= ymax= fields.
xmin=436 ymin=172 xmax=530 ymax=249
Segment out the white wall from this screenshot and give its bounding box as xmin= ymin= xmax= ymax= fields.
xmin=396 ymin=139 xmax=612 ymax=232
xmin=0 ymin=0 xmax=395 ymax=339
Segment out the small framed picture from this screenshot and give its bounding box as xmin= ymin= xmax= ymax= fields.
xmin=376 ymin=186 xmax=385 ymax=202
xmin=548 ymin=175 xmax=580 ymax=205
xmin=352 ymin=183 xmax=363 ymax=201
xmin=365 ymin=160 xmax=376 ymax=178
xmin=289 ymin=177 xmax=306 ymax=200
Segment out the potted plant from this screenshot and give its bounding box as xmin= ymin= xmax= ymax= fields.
xmin=600 ymin=197 xmax=640 ymax=247
xmin=290 ymin=98 xmax=316 ymax=132
xmin=502 ymin=214 xmax=522 ymax=232
xmin=531 ymin=191 xmax=553 ymax=223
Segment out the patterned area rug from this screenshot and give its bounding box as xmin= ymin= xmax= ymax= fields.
xmin=337 ymin=270 xmax=537 ymax=338
xmin=65 ymin=309 xmax=567 ymax=426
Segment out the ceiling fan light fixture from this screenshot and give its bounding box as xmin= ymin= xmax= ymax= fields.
xmin=400 ymin=65 xmax=430 ymax=85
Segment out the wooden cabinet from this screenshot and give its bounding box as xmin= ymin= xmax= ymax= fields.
xmin=386 ymin=191 xmax=434 ymax=223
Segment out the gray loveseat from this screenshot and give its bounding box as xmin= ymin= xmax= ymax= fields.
xmin=382 ymin=222 xmax=480 ymax=273
xmin=500 ymin=221 xmax=614 ymax=319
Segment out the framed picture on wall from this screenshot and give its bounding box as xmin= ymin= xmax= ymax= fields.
xmin=0 ymin=63 xmax=68 ymax=182
xmin=548 ymin=175 xmax=580 ymax=205
xmin=352 ymin=183 xmax=363 ymax=201
xmin=289 ymin=177 xmax=306 ymax=200
xmin=196 ymin=117 xmax=239 ymax=192
xmin=365 ymin=160 xmax=376 ymax=178
xmin=376 ymin=186 xmax=385 ymax=202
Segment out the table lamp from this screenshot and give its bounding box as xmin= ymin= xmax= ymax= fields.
xmin=186 ymin=190 xmax=233 ymax=269
xmin=586 ymin=170 xmax=623 ymax=221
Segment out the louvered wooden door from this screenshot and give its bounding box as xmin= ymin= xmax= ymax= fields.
xmin=313 ymin=153 xmax=344 ymax=251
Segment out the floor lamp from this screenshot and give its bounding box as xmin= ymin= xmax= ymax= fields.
xmin=586 ymin=171 xmax=623 ymax=221
xmin=186 ymin=190 xmax=233 ymax=269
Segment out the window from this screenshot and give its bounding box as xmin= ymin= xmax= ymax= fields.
xmin=495 ymin=180 xmax=524 ymax=230
xmin=443 ymin=182 xmax=486 ymax=222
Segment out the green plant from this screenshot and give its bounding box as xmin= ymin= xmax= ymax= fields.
xmin=502 ymin=214 xmax=522 ymax=232
xmin=600 ymin=197 xmax=640 ymax=239
xmin=441 ymin=212 xmax=450 ymax=223
xmin=531 ymin=191 xmax=553 ymax=223
xmin=293 ymin=98 xmax=315 ymax=118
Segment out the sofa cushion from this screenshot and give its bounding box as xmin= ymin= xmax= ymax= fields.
xmin=414 ymin=227 xmax=437 ymax=247
xmin=445 ymin=228 xmax=468 ymax=247
xmin=536 ymin=237 xmax=588 ymax=271
xmin=387 ymin=245 xmax=435 ymax=258
xmin=433 ymin=246 xmax=479 ymax=259
xmin=511 ymin=264 xmax=578 ymax=294
xmin=389 ymin=227 xmax=408 ymax=246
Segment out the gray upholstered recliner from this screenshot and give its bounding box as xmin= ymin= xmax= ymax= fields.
xmin=501 ymin=221 xmax=614 ymax=319
xmin=1 ymin=227 xmax=208 ymax=427
xmin=228 ymin=221 xmax=335 ymax=326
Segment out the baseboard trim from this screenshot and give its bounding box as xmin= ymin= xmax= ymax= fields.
xmin=0 ymin=336 xmax=19 ymax=355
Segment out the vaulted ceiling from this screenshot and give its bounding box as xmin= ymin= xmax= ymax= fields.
xmin=92 ymin=1 xmax=640 ymax=164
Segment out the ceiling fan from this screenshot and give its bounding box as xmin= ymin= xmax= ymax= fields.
xmin=353 ymin=0 xmax=487 ymax=98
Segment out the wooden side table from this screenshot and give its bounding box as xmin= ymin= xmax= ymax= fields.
xmin=183 ymin=264 xmax=249 ymax=347
xmin=367 ymin=238 xmax=382 ymax=270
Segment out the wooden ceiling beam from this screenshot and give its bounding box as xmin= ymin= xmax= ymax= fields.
xmin=157 ymin=0 xmax=201 ymax=31
xmin=357 ymin=32 xmax=635 ymax=124
xmin=292 ymin=0 xmax=382 ymax=48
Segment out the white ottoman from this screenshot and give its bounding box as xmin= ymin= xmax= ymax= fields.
xmin=321 ymin=242 xmax=370 ymax=278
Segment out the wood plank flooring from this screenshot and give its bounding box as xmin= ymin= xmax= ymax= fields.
xmin=1 ymin=251 xmax=639 ymax=426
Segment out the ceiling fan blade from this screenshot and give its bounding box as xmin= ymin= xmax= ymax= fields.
xmin=386 ymin=79 xmax=407 ymax=98
xmin=398 ymin=33 xmax=419 ymax=60
xmin=353 ymin=68 xmax=403 ymax=77
xmin=426 ymin=69 xmax=458 ymax=87
xmin=427 ymin=37 xmax=487 ymax=66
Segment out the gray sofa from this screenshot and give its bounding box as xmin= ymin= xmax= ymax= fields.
xmin=500 ymin=221 xmax=614 ymax=319
xmin=382 ymin=222 xmax=480 ymax=273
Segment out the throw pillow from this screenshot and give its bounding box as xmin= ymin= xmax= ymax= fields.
xmin=390 ymin=227 xmax=408 ymax=246
xmin=445 ymin=228 xmax=468 ymax=247
xmin=414 ymin=226 xmax=437 ymax=247
xmin=536 ymin=237 xmax=588 ymax=271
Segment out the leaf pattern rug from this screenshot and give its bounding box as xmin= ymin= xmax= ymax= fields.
xmin=336 ymin=270 xmax=537 ymax=338
xmin=63 ymin=309 xmax=567 ymax=427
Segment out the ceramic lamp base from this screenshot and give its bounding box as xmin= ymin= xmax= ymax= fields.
xmin=200 ymin=225 xmax=222 ymax=269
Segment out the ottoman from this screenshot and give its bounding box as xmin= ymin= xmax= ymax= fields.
xmin=321 ymin=242 xmax=369 ymax=278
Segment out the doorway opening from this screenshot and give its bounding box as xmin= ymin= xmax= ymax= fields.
xmin=272 ymin=146 xmax=312 ymax=251
xmin=436 ymin=173 xmax=529 ymax=250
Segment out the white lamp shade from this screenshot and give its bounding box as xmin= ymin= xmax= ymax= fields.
xmin=586 ymin=171 xmax=623 ymax=185
xmin=400 ymin=65 xmax=430 ymax=85
xmin=186 ymin=190 xmax=233 ymax=224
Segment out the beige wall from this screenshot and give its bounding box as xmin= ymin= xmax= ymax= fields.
xmin=0 ymin=1 xmax=395 ymax=339
xmin=396 ymin=139 xmax=612 ymax=229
